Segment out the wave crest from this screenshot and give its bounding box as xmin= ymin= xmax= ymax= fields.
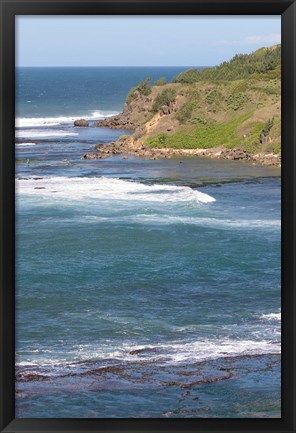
xmin=15 ymin=111 xmax=119 ymax=128
xmin=16 ymin=130 xmax=79 ymax=138
xmin=259 ymin=312 xmax=281 ymax=321
xmin=16 ymin=176 xmax=216 ymax=204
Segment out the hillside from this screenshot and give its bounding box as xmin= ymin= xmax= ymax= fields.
xmin=92 ymin=45 xmax=281 ymax=165
xmin=172 ymin=44 xmax=280 ymax=82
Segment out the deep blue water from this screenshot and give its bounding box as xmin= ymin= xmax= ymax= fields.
xmin=15 ymin=67 xmax=281 ymax=418
xmin=16 ymin=66 xmax=193 ymax=118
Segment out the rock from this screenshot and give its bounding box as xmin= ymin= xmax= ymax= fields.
xmin=129 ymin=349 xmax=144 ymax=355
xmin=82 ymin=153 xmax=96 ymax=159
xmin=16 ymin=373 xmax=48 ymax=382
xmin=95 ymin=116 xmax=136 ymax=130
xmin=161 ymin=105 xmax=170 ymax=115
xmin=74 ymin=119 xmax=89 ymax=127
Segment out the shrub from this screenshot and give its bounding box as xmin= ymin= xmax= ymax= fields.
xmin=137 ymin=77 xmax=153 ymax=95
xmin=191 ymin=117 xmax=208 ymax=125
xmin=225 ymin=93 xmax=249 ymax=111
xmin=126 ymin=87 xmax=137 ymax=104
xmin=152 ymin=88 xmax=176 ymax=113
xmin=172 ymin=68 xmax=200 ymax=84
xmin=205 ymin=89 xmax=223 ymax=105
xmin=262 ymin=117 xmax=274 ymax=136
xmin=155 ymin=77 xmax=166 ymax=86
xmin=175 ymin=101 xmax=195 ymax=124
xmin=273 ymin=142 xmax=281 ymax=154
xmin=126 ymin=77 xmax=152 ymax=104
xmin=171 ymin=45 xmax=281 ymax=83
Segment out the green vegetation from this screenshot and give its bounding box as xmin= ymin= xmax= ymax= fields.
xmin=152 ymin=88 xmax=176 ymax=113
xmin=126 ymin=77 xmax=152 ymax=104
xmin=261 ymin=117 xmax=274 ymax=136
xmin=146 ymin=112 xmax=281 ymax=154
xmin=205 ymin=89 xmax=223 ymax=105
xmin=268 ymin=116 xmax=281 ymax=153
xmin=155 ymin=77 xmax=166 ymax=86
xmin=175 ymin=101 xmax=196 ymax=124
xmin=238 ymin=120 xmax=265 ymax=153
xmin=119 ymin=45 xmax=281 ymax=157
xmin=191 ymin=117 xmax=208 ymax=126
xmin=229 ymin=80 xmax=250 ymax=94
xmin=251 ymin=83 xmax=280 ymax=95
xmin=172 ymin=45 xmax=281 ymax=83
xmin=146 ymin=112 xmax=260 ymax=149
xmin=225 ymin=92 xmax=250 ymax=111
xmin=172 ymin=68 xmax=200 ymax=84
xmin=175 ymin=89 xmax=201 ymax=124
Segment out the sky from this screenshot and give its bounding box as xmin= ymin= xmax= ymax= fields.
xmin=16 ymin=16 xmax=281 ymax=67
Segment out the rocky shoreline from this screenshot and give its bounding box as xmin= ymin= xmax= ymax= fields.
xmin=75 ymin=105 xmax=281 ymax=166
xmin=81 ymin=139 xmax=281 ymax=166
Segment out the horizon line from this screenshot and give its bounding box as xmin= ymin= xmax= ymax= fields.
xmin=16 ymin=65 xmax=213 ymax=68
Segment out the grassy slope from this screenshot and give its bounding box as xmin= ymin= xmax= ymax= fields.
xmin=126 ymin=46 xmax=281 ymax=154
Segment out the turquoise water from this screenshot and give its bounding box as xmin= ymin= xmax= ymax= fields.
xmin=15 ymin=68 xmax=281 ymax=418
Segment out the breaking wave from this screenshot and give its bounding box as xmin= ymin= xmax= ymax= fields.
xmin=15 ymin=111 xmax=118 ymax=128
xmin=16 ymin=176 xmax=216 ymax=204
xmin=16 ymin=130 xmax=79 ymax=138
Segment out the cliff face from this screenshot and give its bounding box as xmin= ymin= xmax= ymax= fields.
xmin=94 ymin=46 xmax=281 ymax=162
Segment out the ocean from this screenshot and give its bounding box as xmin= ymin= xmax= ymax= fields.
xmin=15 ymin=67 xmax=281 ymax=418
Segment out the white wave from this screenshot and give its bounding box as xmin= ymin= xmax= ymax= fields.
xmin=16 ymin=176 xmax=216 ymax=204
xmin=90 ymin=111 xmax=118 ymax=119
xmin=125 ymin=338 xmax=281 ymax=364
xmin=15 ymin=111 xmax=118 ymax=128
xmin=113 ymin=214 xmax=280 ymax=229
xmin=259 ymin=312 xmax=281 ymax=321
xmin=16 ymin=142 xmax=36 ymax=147
xmin=15 ymin=337 xmax=281 ymax=371
xmin=32 ymin=213 xmax=279 ymax=230
xmin=15 ymin=130 xmax=79 ymax=138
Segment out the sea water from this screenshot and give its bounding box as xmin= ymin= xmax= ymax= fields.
xmin=15 ymin=67 xmax=281 ymax=418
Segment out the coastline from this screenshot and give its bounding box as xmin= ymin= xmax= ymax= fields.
xmin=82 ymin=136 xmax=281 ymax=166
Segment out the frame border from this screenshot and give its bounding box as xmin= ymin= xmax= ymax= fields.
xmin=1 ymin=1 xmax=295 ymax=432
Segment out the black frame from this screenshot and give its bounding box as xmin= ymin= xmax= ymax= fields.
xmin=0 ymin=0 xmax=295 ymax=432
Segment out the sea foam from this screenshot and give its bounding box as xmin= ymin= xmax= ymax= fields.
xmin=15 ymin=130 xmax=79 ymax=138
xmin=125 ymin=337 xmax=281 ymax=364
xmin=259 ymin=312 xmax=281 ymax=321
xmin=15 ymin=111 xmax=118 ymax=128
xmin=16 ymin=176 xmax=216 ymax=204
xmin=15 ymin=336 xmax=281 ymax=372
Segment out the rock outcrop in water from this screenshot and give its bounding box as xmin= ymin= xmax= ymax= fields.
xmin=74 ymin=118 xmax=89 ymax=127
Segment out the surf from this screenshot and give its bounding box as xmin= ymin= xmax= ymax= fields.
xmin=15 ymin=111 xmax=119 ymax=128
xmin=16 ymin=176 xmax=216 ymax=204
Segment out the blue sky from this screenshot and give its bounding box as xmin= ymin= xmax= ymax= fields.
xmin=16 ymin=16 xmax=281 ymax=67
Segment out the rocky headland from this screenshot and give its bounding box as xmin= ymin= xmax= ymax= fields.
xmin=78 ymin=45 xmax=281 ymax=166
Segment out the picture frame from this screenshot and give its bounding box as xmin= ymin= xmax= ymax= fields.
xmin=0 ymin=0 xmax=295 ymax=432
